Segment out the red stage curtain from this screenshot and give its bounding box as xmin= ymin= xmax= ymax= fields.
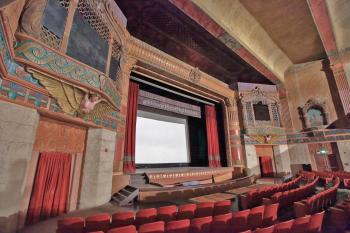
xmin=26 ymin=152 xmax=71 ymax=225
xmin=123 ymin=81 xmax=139 ymax=173
xmin=260 ymin=156 xmax=273 ymax=177
xmin=205 ymin=105 xmax=221 ymax=167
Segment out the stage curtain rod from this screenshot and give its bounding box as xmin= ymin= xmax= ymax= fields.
xmin=131 ymin=76 xmax=215 ymax=106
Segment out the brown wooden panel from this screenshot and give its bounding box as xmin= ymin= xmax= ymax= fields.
xmin=33 ymin=117 xmax=86 ymax=154
xmin=255 ymin=145 xmax=274 ymax=157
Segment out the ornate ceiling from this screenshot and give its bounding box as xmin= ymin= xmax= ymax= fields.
xmin=240 ymin=0 xmax=326 ymax=64
xmin=115 ymin=0 xmax=273 ymax=85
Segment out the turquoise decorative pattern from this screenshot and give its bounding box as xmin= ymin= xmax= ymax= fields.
xmin=15 ymin=39 xmax=121 ymax=107
xmin=15 ymin=40 xmax=101 ymax=88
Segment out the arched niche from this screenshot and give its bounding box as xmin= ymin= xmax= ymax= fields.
xmin=298 ymin=98 xmax=329 ymax=129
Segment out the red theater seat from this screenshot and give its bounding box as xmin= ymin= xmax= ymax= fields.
xmin=57 ymin=217 xmax=84 ymax=233
xmin=213 ymin=200 xmax=231 ymax=215
xmin=139 ymin=221 xmax=165 ymax=233
xmin=177 ymin=203 xmax=196 ymax=220
xmin=157 ymin=205 xmax=177 ymax=223
xmin=190 ymin=216 xmax=212 ymax=233
xmin=195 ymin=202 xmax=214 ymax=217
xmin=307 ymin=211 xmax=324 ymax=233
xmin=329 ymin=207 xmax=348 ymax=233
xmin=262 ymin=203 xmax=279 ymax=227
xmin=273 ymin=219 xmax=294 ymax=233
xmin=166 ymin=219 xmax=190 ymax=233
xmin=247 ymin=205 xmax=265 ymax=230
xmin=290 ymin=215 xmax=310 ymax=233
xmin=85 ymin=213 xmax=111 ymax=233
xmin=87 ymin=231 xmax=104 ymax=233
xmin=231 ymin=209 xmax=250 ymax=233
xmin=254 ymin=225 xmax=274 ymax=233
xmin=108 ymin=225 xmax=136 ymax=233
xmin=135 ymin=208 xmax=157 ymax=228
xmin=211 ymin=213 xmax=232 ymax=233
xmin=111 ymin=211 xmax=134 ymax=228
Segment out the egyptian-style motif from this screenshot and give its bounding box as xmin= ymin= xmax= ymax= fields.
xmin=28 ymin=68 xmax=116 ymax=121
xmin=0 ymin=18 xmax=117 ymax=129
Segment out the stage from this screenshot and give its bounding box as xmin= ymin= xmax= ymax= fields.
xmin=126 ymin=166 xmax=251 ymax=203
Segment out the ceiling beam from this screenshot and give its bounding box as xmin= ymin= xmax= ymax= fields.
xmin=169 ymin=0 xmax=285 ymax=85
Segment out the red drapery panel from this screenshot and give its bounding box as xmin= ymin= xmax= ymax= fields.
xmin=26 ymin=152 xmax=71 ymax=225
xmin=205 ymin=105 xmax=221 ymax=167
xmin=123 ymin=81 xmax=139 ymax=173
xmin=260 ymin=156 xmax=273 ymax=177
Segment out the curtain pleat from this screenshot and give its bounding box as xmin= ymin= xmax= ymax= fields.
xmin=26 ymin=152 xmax=71 ymax=224
xmin=123 ymin=81 xmax=139 ymax=173
xmin=205 ymin=105 xmax=221 ymax=167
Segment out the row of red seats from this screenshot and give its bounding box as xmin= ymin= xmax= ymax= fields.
xmin=294 ymin=178 xmax=340 ymax=217
xmin=263 ymin=177 xmax=319 ymax=208
xmin=329 ymin=195 xmax=350 ymax=233
xmin=239 ymin=177 xmax=301 ymax=209
xmin=301 ymin=170 xmax=350 ymax=188
xmin=239 ymin=211 xmax=324 ymax=233
xmin=57 ymin=203 xmax=279 ymax=233
xmin=85 ymin=211 xmax=324 ymax=233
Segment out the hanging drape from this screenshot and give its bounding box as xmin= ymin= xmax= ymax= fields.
xmin=123 ymin=81 xmax=139 ymax=173
xmin=26 ymin=152 xmax=71 ymax=225
xmin=205 ymin=105 xmax=221 ymax=167
xmin=260 ymin=156 xmax=273 ymax=177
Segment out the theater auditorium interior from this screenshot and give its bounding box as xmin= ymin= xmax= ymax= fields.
xmin=2 ymin=0 xmax=350 ymax=233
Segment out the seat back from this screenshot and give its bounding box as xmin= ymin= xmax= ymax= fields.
xmin=291 ymin=215 xmax=311 ymax=233
xmin=307 ymin=211 xmax=324 ymax=233
xmin=177 ymin=204 xmax=196 ymax=220
xmin=213 ymin=200 xmax=231 ymax=215
xmin=57 ymin=217 xmax=85 ymax=233
xmin=85 ymin=213 xmax=111 ymax=233
xmin=231 ymin=209 xmax=250 ymax=233
xmin=195 ymin=202 xmax=214 ymax=217
xmin=254 ymin=225 xmax=274 ymax=233
xmin=190 ymin=216 xmax=212 ymax=233
xmin=247 ymin=205 xmax=265 ymax=230
xmin=166 ymin=219 xmax=190 ymax=233
xmin=262 ymin=203 xmax=279 ymax=227
xmin=273 ymin=219 xmax=294 ymax=233
xmin=111 ymin=211 xmax=134 ymax=228
xmin=211 ymin=213 xmax=232 ymax=233
xmin=107 ymin=225 xmax=136 ymax=233
xmin=157 ymin=205 xmax=177 ymax=223
xmin=139 ymin=221 xmax=165 ymax=233
xmin=135 ymin=208 xmax=157 ymax=228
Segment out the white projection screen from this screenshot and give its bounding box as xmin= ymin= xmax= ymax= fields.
xmin=135 ymin=110 xmax=190 ymax=164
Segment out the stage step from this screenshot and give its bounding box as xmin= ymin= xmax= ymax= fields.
xmin=130 ymin=173 xmax=148 ymax=186
xmin=112 ymin=185 xmax=139 ymax=206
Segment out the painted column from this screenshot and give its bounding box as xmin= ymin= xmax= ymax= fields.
xmin=308 ymin=0 xmax=350 ymax=117
xmin=113 ymin=55 xmax=137 ymax=173
xmin=225 ymin=96 xmax=244 ymax=167
xmin=277 ymin=85 xmax=293 ymax=130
